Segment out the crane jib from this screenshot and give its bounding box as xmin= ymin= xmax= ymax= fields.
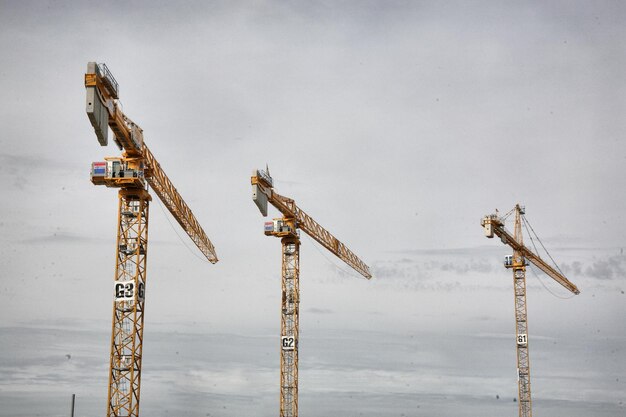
xmin=482 ymin=214 xmax=579 ymax=295
xmin=252 ymin=171 xmax=371 ymax=280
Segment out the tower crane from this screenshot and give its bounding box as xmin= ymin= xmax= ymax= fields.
xmin=481 ymin=204 xmax=579 ymax=417
xmin=251 ymin=168 xmax=371 ymax=417
xmin=84 ymin=62 xmax=218 ymax=417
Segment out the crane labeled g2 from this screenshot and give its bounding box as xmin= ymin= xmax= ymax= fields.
xmin=481 ymin=204 xmax=579 ymax=417
xmin=252 ymin=167 xmax=371 ymax=417
xmin=85 ymin=62 xmax=218 ymax=417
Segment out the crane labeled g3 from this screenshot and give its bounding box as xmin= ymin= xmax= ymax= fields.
xmin=252 ymin=168 xmax=371 ymax=417
xmin=85 ymin=62 xmax=218 ymax=417
xmin=481 ymin=204 xmax=579 ymax=417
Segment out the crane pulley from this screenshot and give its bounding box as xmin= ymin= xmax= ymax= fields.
xmin=85 ymin=62 xmax=218 ymax=417
xmin=252 ymin=167 xmax=371 ymax=417
xmin=481 ymin=204 xmax=579 ymax=417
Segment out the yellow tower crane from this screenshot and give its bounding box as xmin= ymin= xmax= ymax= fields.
xmin=84 ymin=62 xmax=218 ymax=417
xmin=481 ymin=204 xmax=579 ymax=417
xmin=251 ymin=167 xmax=371 ymax=417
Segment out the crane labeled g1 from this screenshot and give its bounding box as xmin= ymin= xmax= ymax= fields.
xmin=85 ymin=62 xmax=218 ymax=417
xmin=481 ymin=204 xmax=579 ymax=417
xmin=252 ymin=167 xmax=371 ymax=417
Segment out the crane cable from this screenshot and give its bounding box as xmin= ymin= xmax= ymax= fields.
xmin=500 ymin=207 xmax=516 ymax=222
xmin=521 ymin=215 xmax=566 ymax=277
xmin=152 ymin=185 xmax=213 ymax=264
xmin=527 ymin=264 xmax=575 ymax=300
xmin=521 ymin=215 xmax=575 ymax=300
xmin=303 ymin=233 xmax=368 ymax=280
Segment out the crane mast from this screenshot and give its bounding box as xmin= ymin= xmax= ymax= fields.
xmin=85 ymin=62 xmax=218 ymax=417
xmin=252 ymin=168 xmax=371 ymax=417
xmin=481 ymin=204 xmax=579 ymax=417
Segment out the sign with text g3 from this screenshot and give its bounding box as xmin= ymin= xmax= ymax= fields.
xmin=114 ymin=280 xmax=145 ymax=302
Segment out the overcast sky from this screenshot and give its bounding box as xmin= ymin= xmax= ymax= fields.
xmin=0 ymin=1 xmax=625 ymax=416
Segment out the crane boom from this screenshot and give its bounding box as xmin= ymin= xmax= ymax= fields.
xmin=482 ymin=214 xmax=579 ymax=294
xmin=252 ymin=170 xmax=371 ymax=279
xmin=142 ymin=144 xmax=218 ymax=263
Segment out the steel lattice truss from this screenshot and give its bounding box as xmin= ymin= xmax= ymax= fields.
xmin=107 ymin=189 xmax=150 ymax=417
xmin=513 ymin=265 xmax=532 ymax=417
xmin=280 ymin=237 xmax=300 ymax=417
xmin=142 ymin=144 xmax=218 ymax=263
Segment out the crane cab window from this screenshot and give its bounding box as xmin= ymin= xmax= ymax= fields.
xmin=111 ymin=161 xmax=122 ymax=177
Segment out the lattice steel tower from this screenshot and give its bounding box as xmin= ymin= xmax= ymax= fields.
xmin=279 ymin=229 xmax=300 ymax=416
xmin=509 ymin=205 xmax=531 ymax=416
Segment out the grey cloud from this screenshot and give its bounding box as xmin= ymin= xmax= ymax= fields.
xmin=389 ymin=246 xmax=502 ymax=257
xmin=0 ymin=153 xmax=80 ymax=174
xmin=375 ymin=246 xmax=507 ymax=278
xmin=307 ymin=307 xmax=334 ymax=314
xmin=471 ymin=315 xmax=497 ymax=322
xmin=560 ymin=260 xmax=584 ymax=276
xmin=17 ymin=231 xmax=180 ymax=246
xmin=374 ymin=249 xmax=626 ymax=284
xmin=438 ymin=260 xmax=493 ymax=274
xmin=2 ymin=317 xmax=624 ymax=417
xmin=370 ymin=261 xmax=422 ymax=280
xmin=0 ymin=153 xmax=55 ymax=168
xmin=274 ymin=178 xmax=306 ymax=187
xmin=584 ymin=256 xmax=626 ymax=280
xmin=557 ymin=255 xmax=626 ymax=281
xmin=371 ymin=257 xmax=496 ymax=280
xmin=365 ymin=310 xmax=384 ymax=316
xmin=0 ymin=153 xmax=82 ymax=191
xmin=17 ymin=231 xmax=104 ymax=244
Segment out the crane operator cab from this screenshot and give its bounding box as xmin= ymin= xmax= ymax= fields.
xmin=91 ymin=157 xmax=145 ymax=188
xmin=504 ymin=254 xmax=528 ymax=268
xmin=265 ymin=218 xmax=299 ymax=238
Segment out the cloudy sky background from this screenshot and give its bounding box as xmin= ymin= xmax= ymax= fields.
xmin=0 ymin=1 xmax=624 ymax=416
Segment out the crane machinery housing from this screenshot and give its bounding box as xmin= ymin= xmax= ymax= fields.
xmin=252 ymin=167 xmax=371 ymax=417
xmin=481 ymin=204 xmax=579 ymax=417
xmin=85 ymin=62 xmax=218 ymax=417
